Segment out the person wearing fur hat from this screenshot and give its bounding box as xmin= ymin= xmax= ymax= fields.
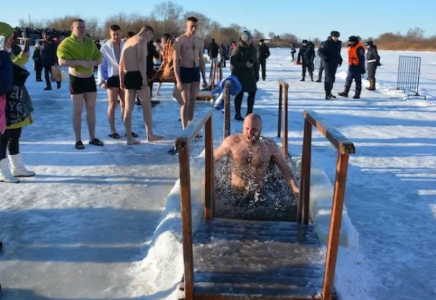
xmin=338 ymin=35 xmax=365 ymax=99
xmin=317 ymin=31 xmax=343 ymax=99
xmin=365 ymin=40 xmax=381 ymax=90
xmin=230 ymin=30 xmax=259 ymax=121
xmin=0 ymin=22 xmax=35 ymax=183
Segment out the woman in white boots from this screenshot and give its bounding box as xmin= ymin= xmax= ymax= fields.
xmin=0 ymin=22 xmax=35 ymax=183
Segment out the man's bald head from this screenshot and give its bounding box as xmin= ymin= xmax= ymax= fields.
xmin=243 ymin=114 xmax=262 ymax=144
xmin=244 ymin=113 xmax=262 ymax=127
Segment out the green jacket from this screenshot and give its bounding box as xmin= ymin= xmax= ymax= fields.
xmin=230 ymin=40 xmax=259 ymax=93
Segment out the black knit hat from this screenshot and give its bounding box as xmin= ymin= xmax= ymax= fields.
xmin=331 ymin=31 xmax=340 ymax=37
xmin=365 ymin=40 xmax=373 ymax=46
xmin=302 ymin=39 xmax=308 ymax=43
xmin=348 ymin=35 xmax=359 ymax=42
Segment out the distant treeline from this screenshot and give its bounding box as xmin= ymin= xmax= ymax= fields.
xmin=16 ymin=1 xmax=436 ymax=51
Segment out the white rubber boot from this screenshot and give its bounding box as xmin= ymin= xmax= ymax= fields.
xmin=0 ymin=158 xmax=20 ymax=183
xmin=9 ymin=153 xmax=36 ymax=177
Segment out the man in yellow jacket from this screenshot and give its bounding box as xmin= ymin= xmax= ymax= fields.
xmin=338 ymin=36 xmax=366 ymax=99
xmin=0 ymin=22 xmax=35 ymax=183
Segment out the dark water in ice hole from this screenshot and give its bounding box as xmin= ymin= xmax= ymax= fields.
xmin=213 ymin=158 xmax=297 ymax=222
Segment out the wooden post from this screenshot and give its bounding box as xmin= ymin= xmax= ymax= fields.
xmin=283 ymin=84 xmax=289 ymax=158
xmin=298 ymin=119 xmax=312 ymax=224
xmin=322 ymin=153 xmax=350 ymax=300
xmin=277 ymin=84 xmax=283 ymax=138
xmin=204 ymin=116 xmax=214 ymax=219
xmin=177 ymin=141 xmax=194 ymax=300
xmin=224 ymin=81 xmax=231 ymax=138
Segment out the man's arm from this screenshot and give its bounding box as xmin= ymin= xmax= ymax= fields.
xmin=271 ymin=143 xmax=299 ymax=193
xmin=173 ymin=39 xmax=182 ymax=89
xmin=138 ymin=39 xmax=148 ymax=84
xmin=214 ymin=137 xmax=232 ymax=164
xmin=119 ymin=48 xmax=126 ymax=89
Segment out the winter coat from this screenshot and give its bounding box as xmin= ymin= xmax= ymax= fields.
xmin=230 ymin=40 xmax=259 ymax=93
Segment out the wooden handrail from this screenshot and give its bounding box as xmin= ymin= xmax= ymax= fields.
xmin=175 ymin=105 xmax=215 ymax=300
xmin=297 ymin=109 xmax=356 ymax=300
xmin=277 ymin=80 xmax=289 ymax=158
xmin=223 ymin=80 xmax=231 ymax=138
xmin=175 ymin=106 xmax=214 ymax=150
xmin=303 ymin=110 xmax=355 ymax=155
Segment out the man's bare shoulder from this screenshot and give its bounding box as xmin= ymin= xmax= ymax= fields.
xmin=175 ymin=34 xmax=187 ymax=42
xmin=259 ymin=136 xmax=279 ymax=150
xmin=224 ymin=134 xmax=243 ymax=145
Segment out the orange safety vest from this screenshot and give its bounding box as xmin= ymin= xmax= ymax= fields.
xmin=348 ymin=41 xmax=365 ymax=66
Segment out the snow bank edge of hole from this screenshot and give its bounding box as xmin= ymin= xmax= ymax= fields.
xmin=290 ymin=154 xmax=359 ymax=250
xmin=125 ymin=157 xmax=205 ymax=299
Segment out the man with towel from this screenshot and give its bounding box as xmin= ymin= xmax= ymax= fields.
xmin=57 ymin=19 xmax=103 ymax=150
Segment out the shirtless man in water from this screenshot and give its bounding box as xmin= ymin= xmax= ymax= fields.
xmin=174 ymin=16 xmax=208 ymax=129
xmin=119 ymin=26 xmax=163 ymax=144
xmin=214 ymin=114 xmax=299 ymax=200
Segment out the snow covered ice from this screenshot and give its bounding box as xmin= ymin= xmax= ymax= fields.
xmin=1 ymin=48 xmax=436 ymax=299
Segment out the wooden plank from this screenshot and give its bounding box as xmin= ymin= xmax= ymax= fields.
xmin=303 ymin=110 xmax=355 ymax=155
xmin=197 ymin=94 xmax=214 ymax=101
xmin=300 ymin=119 xmax=312 ymax=225
xmin=322 ymin=153 xmax=350 ymax=300
xmin=277 ymin=84 xmax=283 ymax=138
xmin=204 ymin=116 xmax=214 ymax=219
xmin=283 ymin=83 xmax=289 ymax=158
xmin=194 ymin=284 xmax=319 ymax=299
xmin=224 ymin=80 xmax=231 ymax=138
xmin=194 ymin=294 xmax=318 ymax=300
xmin=195 ymin=272 xmax=322 ymax=286
xmin=179 ymin=146 xmax=194 ymax=300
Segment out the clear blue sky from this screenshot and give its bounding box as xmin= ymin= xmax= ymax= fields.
xmin=3 ymin=0 xmax=436 ymax=40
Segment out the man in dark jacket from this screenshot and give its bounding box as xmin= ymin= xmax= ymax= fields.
xmin=32 ymin=43 xmax=43 ymax=81
xmin=218 ymin=44 xmax=226 ymax=67
xmin=257 ymin=39 xmax=270 ymax=81
xmin=41 ymin=32 xmax=61 ymax=90
xmin=208 ymin=39 xmax=219 ymax=84
xmin=318 ymin=31 xmax=343 ymax=99
xmin=208 ymin=38 xmax=219 ymax=63
xmin=297 ymin=40 xmax=315 ymax=81
xmin=231 ymin=30 xmax=259 ymax=121
xmin=365 ymin=40 xmax=381 ymax=90
xmin=338 ymin=36 xmax=365 ymax=99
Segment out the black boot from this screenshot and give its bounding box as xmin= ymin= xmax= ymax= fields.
xmin=234 ymin=92 xmax=244 ymax=120
xmin=328 ymin=83 xmax=336 ymax=98
xmin=324 ymin=82 xmax=331 ymax=100
xmin=316 ymin=71 xmax=322 ymax=82
xmin=310 ymin=74 xmax=314 ymax=81
xmin=300 ymin=77 xmax=305 ymax=81
xmin=57 ymin=81 xmax=61 ymax=89
xmin=353 ymin=89 xmax=361 ymax=99
xmin=338 ymin=85 xmax=350 ymax=98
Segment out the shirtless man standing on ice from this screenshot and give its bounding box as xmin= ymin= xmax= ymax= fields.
xmin=214 ymin=114 xmax=300 ymax=201
xmin=119 ymin=26 xmax=163 ymax=144
xmin=174 ymin=16 xmax=208 ymax=129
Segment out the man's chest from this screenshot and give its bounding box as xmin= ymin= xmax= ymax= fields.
xmin=233 ymin=146 xmax=269 ymax=167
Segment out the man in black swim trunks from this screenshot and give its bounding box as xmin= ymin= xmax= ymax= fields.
xmin=57 ymin=19 xmax=104 ymax=150
xmin=119 ymin=26 xmax=163 ymax=144
xmin=98 ymin=24 xmax=138 ymax=140
xmin=174 ymin=16 xmax=208 ymax=129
